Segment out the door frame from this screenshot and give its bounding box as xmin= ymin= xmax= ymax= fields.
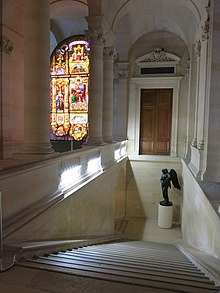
xmin=128 ymin=76 xmax=182 ymax=159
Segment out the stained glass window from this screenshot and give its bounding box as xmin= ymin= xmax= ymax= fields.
xmin=50 ymin=36 xmax=90 ymax=141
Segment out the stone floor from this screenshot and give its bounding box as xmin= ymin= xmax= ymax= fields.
xmin=123 ymin=218 xmax=182 ymax=244
xmin=0 ymin=219 xmax=219 ymax=293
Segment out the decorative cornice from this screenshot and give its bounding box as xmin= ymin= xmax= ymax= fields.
xmin=103 ymin=46 xmax=117 ymax=60
xmin=1 ymin=37 xmax=14 ymax=54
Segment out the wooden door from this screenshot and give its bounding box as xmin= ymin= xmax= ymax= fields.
xmin=139 ymin=89 xmax=172 ymax=155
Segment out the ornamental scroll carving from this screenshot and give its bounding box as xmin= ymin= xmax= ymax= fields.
xmin=144 ymin=48 xmax=173 ymax=62
xmin=201 ymin=1 xmax=210 ymax=42
xmin=117 ymin=68 xmax=128 ymax=79
xmin=186 ymin=58 xmax=190 ymax=78
xmin=135 ymin=48 xmax=181 ymax=76
xmin=1 ymin=37 xmax=14 ymax=54
xmin=114 ymin=63 xmax=128 ymax=80
xmin=103 ymin=46 xmax=117 ymax=60
xmin=85 ymin=29 xmax=105 ymax=47
xmin=201 ymin=21 xmax=209 ymax=41
xmin=195 ymin=40 xmax=201 ymax=59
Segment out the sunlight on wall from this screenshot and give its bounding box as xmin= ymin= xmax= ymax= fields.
xmin=60 ymin=165 xmax=81 ymax=188
xmin=114 ymin=145 xmax=127 ymax=162
xmin=59 ymin=142 xmax=127 ymax=197
xmin=87 ymin=157 xmax=102 ymax=173
xmin=114 ymin=149 xmax=121 ymax=161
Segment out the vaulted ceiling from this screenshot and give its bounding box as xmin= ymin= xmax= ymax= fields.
xmin=50 ymin=0 xmax=209 ymax=59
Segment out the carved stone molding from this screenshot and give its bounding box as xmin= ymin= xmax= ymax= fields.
xmin=103 ymin=46 xmax=117 ymax=61
xmin=117 ymin=69 xmax=128 ymax=80
xmin=85 ymin=29 xmax=105 ymax=47
xmin=1 ymin=37 xmax=14 ymax=54
xmin=186 ymin=58 xmax=190 ymax=78
xmin=205 ymin=2 xmax=211 ymax=22
xmin=195 ymin=40 xmax=201 ymax=59
xmin=114 ymin=62 xmax=129 ymax=80
xmin=197 ymin=140 xmax=204 ymax=150
xmin=201 ymin=21 xmax=210 ymax=41
xmin=176 ymin=62 xmax=182 ymax=76
xmin=191 ymin=138 xmax=197 ymax=148
xmin=135 ymin=48 xmax=180 ymax=76
xmin=141 ymin=48 xmax=174 ymax=63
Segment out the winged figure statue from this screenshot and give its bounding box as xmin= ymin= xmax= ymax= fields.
xmin=160 ymin=168 xmax=181 ymax=206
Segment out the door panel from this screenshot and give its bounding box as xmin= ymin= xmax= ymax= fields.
xmin=139 ymin=89 xmax=172 ymax=155
xmin=139 ymin=107 xmax=155 ymax=154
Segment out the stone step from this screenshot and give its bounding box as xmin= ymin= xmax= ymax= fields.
xmin=39 ymin=253 xmax=211 ymax=284
xmin=68 ymin=247 xmax=197 ymax=270
xmin=16 ymin=240 xmax=219 ymax=293
xmin=52 ymin=251 xmax=208 ymax=278
xmin=19 ymin=259 xmax=217 ymax=293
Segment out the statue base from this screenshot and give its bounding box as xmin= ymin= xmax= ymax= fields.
xmin=158 ymin=202 xmax=173 ymax=229
xmin=160 ymin=200 xmax=173 ymax=206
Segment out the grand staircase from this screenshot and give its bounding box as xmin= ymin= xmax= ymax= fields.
xmin=16 ymin=240 xmax=219 ymax=293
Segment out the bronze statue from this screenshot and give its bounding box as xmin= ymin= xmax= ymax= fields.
xmin=160 ymin=168 xmax=181 ymax=206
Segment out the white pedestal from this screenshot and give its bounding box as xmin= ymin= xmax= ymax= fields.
xmin=158 ymin=203 xmax=173 ymax=229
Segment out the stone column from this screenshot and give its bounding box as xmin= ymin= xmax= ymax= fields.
xmin=23 ymin=0 xmax=53 ymax=155
xmin=86 ymin=29 xmax=105 ymax=145
xmin=103 ymin=46 xmax=117 ymax=143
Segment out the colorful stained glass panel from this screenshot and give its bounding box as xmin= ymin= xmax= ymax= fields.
xmin=50 ymin=36 xmax=89 ymax=141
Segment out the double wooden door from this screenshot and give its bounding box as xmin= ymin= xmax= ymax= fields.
xmin=139 ymin=89 xmax=172 ymax=155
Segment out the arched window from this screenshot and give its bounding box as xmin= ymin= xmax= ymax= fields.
xmin=50 ymin=36 xmax=90 ymax=142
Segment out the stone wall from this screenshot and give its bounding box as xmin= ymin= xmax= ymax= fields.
xmin=1 ymin=142 xmax=127 ymax=242
xmin=126 ymin=159 xmax=182 ymax=223
xmin=182 ymin=160 xmax=220 ymax=258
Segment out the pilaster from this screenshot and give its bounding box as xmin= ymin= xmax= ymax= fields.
xmin=85 ymin=28 xmax=105 ymax=145
xmin=197 ymin=21 xmax=209 ymax=150
xmin=202 ymin=0 xmax=220 ymax=181
xmin=103 ymin=46 xmax=117 ymax=143
xmin=113 ymin=62 xmax=129 ymax=141
xmin=191 ymin=40 xmax=201 ymax=148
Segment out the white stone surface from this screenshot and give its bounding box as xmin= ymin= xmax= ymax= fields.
xmin=158 ymin=204 xmax=173 ymax=229
xmin=182 ymin=160 xmax=220 ymax=258
xmin=126 ymin=160 xmax=182 ymax=222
